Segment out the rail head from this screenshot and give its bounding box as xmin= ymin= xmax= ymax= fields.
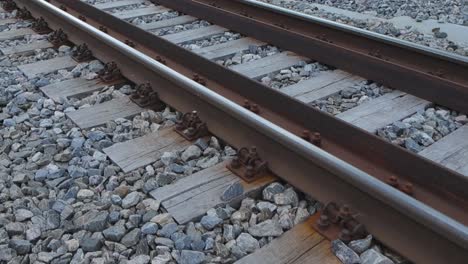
xmin=19 ymin=0 xmax=468 ymax=263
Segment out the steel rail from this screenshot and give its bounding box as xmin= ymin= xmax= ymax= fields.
xmin=13 ymin=1 xmax=468 ymax=263
xmin=47 ymin=0 xmax=468 ymax=224
xmin=155 ymin=0 xmax=468 ymax=115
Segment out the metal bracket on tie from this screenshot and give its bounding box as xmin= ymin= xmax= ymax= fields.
xmin=155 ymin=56 xmax=167 ymax=65
xmin=48 ymin=29 xmax=68 ymax=48
xmin=314 ymin=202 xmax=367 ymax=243
xmin=17 ymin=7 xmax=32 ymax=20
xmin=99 ymin=26 xmax=108 ymax=33
xmin=2 ymin=0 xmax=17 ymax=12
xmin=130 ymin=83 xmax=165 ymax=111
xmin=192 ymin=74 xmax=206 ymax=86
xmin=428 ymin=69 xmax=445 ymax=78
xmin=227 ymin=146 xmax=269 ymax=183
xmin=98 ymin=62 xmax=122 ymax=83
xmin=32 ymin=17 xmax=52 ymax=34
xmin=242 ymin=100 xmax=260 ymax=114
xmin=386 ymin=176 xmax=414 ymax=196
xmin=300 ymin=130 xmax=322 ymax=147
xmin=174 ymin=111 xmax=209 ymax=141
xmin=369 ymin=48 xmax=383 ymax=59
xmin=72 ymin=43 xmax=93 ymax=62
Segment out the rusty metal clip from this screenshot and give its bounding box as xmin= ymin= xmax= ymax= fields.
xmin=99 ymin=26 xmax=108 ymax=33
xmin=274 ymin=23 xmax=288 ymax=29
xmin=2 ymin=0 xmax=16 ymax=12
xmin=239 ymin=11 xmax=253 ymax=18
xmin=98 ymin=62 xmax=122 ymax=83
xmin=130 ymin=83 xmax=165 ymax=111
xmin=317 ymin=34 xmax=332 ymax=43
xmin=369 ymin=48 xmax=383 ymax=59
xmin=72 ymin=43 xmax=93 ymax=62
xmin=227 ymin=146 xmax=269 ymax=183
xmin=386 ymin=176 xmax=414 ymax=196
xmin=78 ymin=15 xmax=87 ymax=22
xmin=400 ymin=182 xmax=414 ymax=196
xmin=208 ymin=2 xmax=220 ymax=8
xmin=59 ymin=5 xmax=67 ymax=11
xmin=315 ymin=202 xmax=367 ymax=242
xmin=387 ymin=176 xmax=399 ymax=188
xmin=175 ymin=111 xmax=209 ymax=141
xmin=124 ymin=40 xmax=136 ymax=48
xmin=300 ymin=130 xmax=322 ymax=147
xmin=428 ymin=69 xmax=445 ymax=78
xmin=32 ymin=17 xmax=52 ymax=34
xmin=192 ymin=74 xmax=206 ymax=86
xmin=243 ymin=100 xmax=261 ymax=114
xmin=155 ymin=56 xmax=167 ymax=65
xmin=48 ymin=29 xmax=68 ymax=48
xmin=17 ymin=7 xmax=32 ymax=20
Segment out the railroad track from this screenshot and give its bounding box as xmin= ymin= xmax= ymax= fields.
xmin=0 ymin=0 xmax=467 ymax=263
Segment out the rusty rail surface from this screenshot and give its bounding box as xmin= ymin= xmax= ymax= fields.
xmin=12 ymin=1 xmax=468 ymax=263
xmin=156 ymin=0 xmax=468 ymax=115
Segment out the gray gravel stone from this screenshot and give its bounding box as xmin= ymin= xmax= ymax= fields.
xmin=80 ymin=237 xmax=103 ymax=252
xmin=121 ymin=228 xmax=141 ymax=247
xmin=221 ymin=181 xmax=244 ymax=201
xmin=26 ymin=227 xmax=41 ymax=241
xmin=141 ymin=222 xmax=159 ymax=235
xmin=15 ymin=209 xmax=33 ymax=222
xmin=77 ymin=189 xmax=94 ymax=200
xmin=361 ymin=248 xmax=395 ymax=264
xmin=5 ymin=222 xmax=24 ymax=236
xmin=131 ymin=255 xmax=151 ymax=264
xmin=179 ymin=250 xmax=206 ymax=264
xmin=200 ymin=215 xmax=222 ymax=230
xmin=236 ymin=233 xmax=259 ymax=253
xmin=175 ymin=234 xmax=191 ymax=250
xmin=44 ymin=210 xmax=61 ymax=230
xmin=273 ymin=187 xmax=299 ymax=207
xmin=9 ymin=239 xmax=31 ymax=254
xmin=248 ymin=219 xmax=283 ymax=237
xmin=161 ymin=151 xmax=178 ymax=166
xmin=155 ymin=237 xmax=175 ymax=248
xmin=0 ymin=247 xmax=14 ymax=262
xmin=181 ymin=145 xmax=202 ymax=161
xmin=103 ymin=226 xmax=126 ymax=242
xmin=349 ymin=235 xmax=373 ymax=254
xmin=122 ymin=191 xmax=142 ymax=209
xmin=85 ymin=211 xmax=108 ymax=232
xmin=262 ymin=182 xmax=285 ymax=201
xmin=332 ymin=240 xmax=361 ymax=264
xmin=88 ymin=130 xmax=106 ymax=141
xmin=159 ymin=223 xmax=178 ymax=238
xmin=156 ymin=173 xmax=176 ymax=186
